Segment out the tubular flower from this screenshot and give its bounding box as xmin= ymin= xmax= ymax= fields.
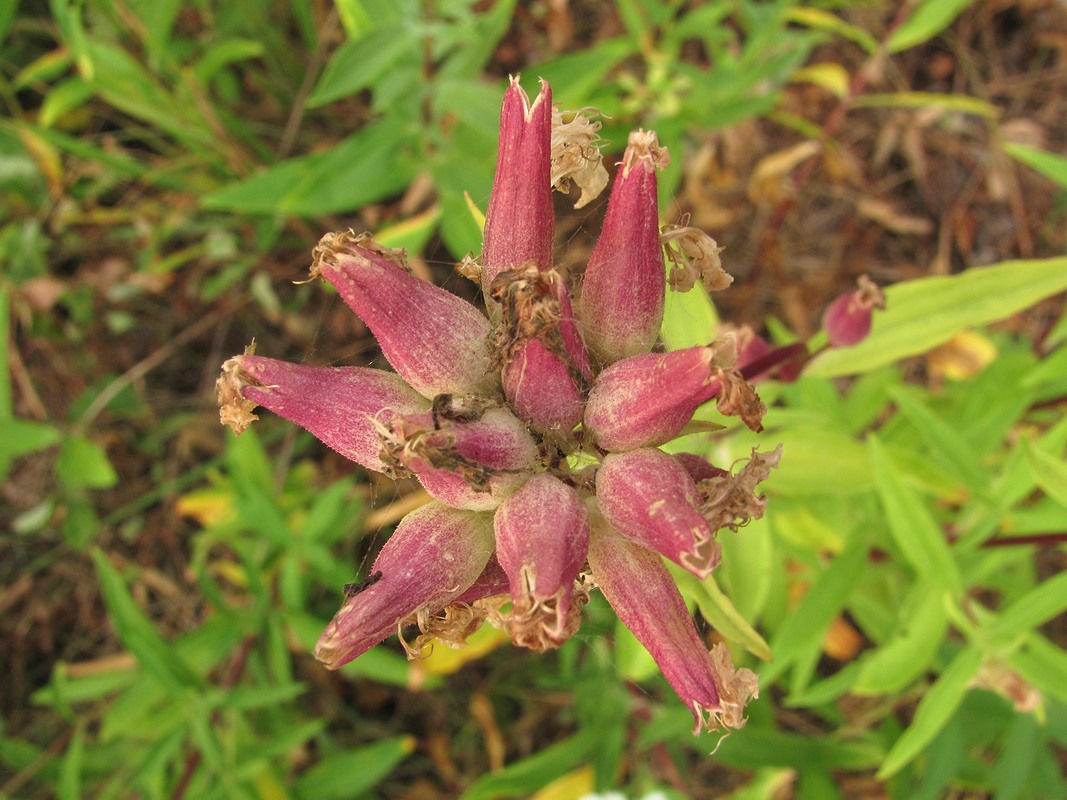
xmin=216 ymin=77 xmax=780 ymax=736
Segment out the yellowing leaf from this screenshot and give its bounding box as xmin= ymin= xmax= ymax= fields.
xmin=175 ymin=489 xmax=235 ymax=526
xmin=411 ymin=624 xmax=509 ymax=678
xmin=927 ymin=330 xmax=998 ymax=380
xmin=530 ymin=765 xmax=594 ymax=800
xmin=747 ymin=140 xmax=822 ymax=205
xmin=790 ymin=63 xmax=851 ymax=98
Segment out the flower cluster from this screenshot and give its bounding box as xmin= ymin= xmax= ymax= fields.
xmin=217 ymin=78 xmax=781 ymax=735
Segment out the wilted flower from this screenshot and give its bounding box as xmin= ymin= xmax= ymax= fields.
xmin=217 ymin=77 xmax=778 ymax=735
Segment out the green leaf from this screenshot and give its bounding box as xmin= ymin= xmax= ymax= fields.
xmin=876 ymin=645 xmax=984 ymax=779
xmin=460 ymin=730 xmax=598 ymax=800
xmin=202 ymin=121 xmax=413 ymax=215
xmin=784 ymin=7 xmax=878 ymax=53
xmin=715 ymin=729 xmax=883 ymax=771
xmin=192 ymin=38 xmax=266 ymax=85
xmin=888 ymin=386 xmax=988 ymax=495
xmin=762 ymin=533 xmax=869 ymax=684
xmin=985 ymin=569 xmax=1067 ymax=645
xmin=308 ymin=25 xmax=420 ymax=107
xmin=673 ymin=568 xmax=772 ymax=662
xmin=0 ymin=0 xmax=17 ymax=44
xmin=887 ymin=0 xmax=976 ymax=53
xmin=56 ymin=435 xmax=119 ymax=489
xmin=868 ymin=434 xmax=962 ymax=593
xmin=57 ymin=722 xmax=85 ymax=800
xmin=1008 ymin=634 xmax=1067 ymax=705
xmin=768 ymin=426 xmax=871 ymax=495
xmin=1023 ymin=438 xmax=1067 ymax=507
xmin=527 ymin=38 xmax=634 ymax=107
xmin=82 ymin=41 xmax=215 ymax=152
xmin=0 ymin=285 xmax=9 ymax=419
xmin=851 ymin=91 xmax=996 ymax=117
xmin=293 ymin=736 xmax=415 ymax=799
xmin=90 ymin=549 xmax=201 ymax=692
xmin=0 ymin=417 xmax=62 ymax=478
xmin=806 ymin=258 xmax=1067 ymax=377
xmin=1004 ymin=142 xmax=1067 ymax=189
xmin=661 ymin=284 xmax=720 ymax=351
xmin=853 ymin=584 xmax=948 ymax=695
xmin=39 ymin=77 xmax=95 ymax=128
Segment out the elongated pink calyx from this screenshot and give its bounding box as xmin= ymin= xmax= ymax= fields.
xmin=580 ymin=130 xmax=670 ymax=366
xmin=584 ymin=345 xmax=727 ymax=452
xmin=493 ymin=474 xmax=590 ymax=650
xmin=376 ymin=401 xmax=538 ymax=511
xmin=217 ymin=354 xmax=428 ymax=472
xmin=557 ymin=281 xmax=593 ymax=382
xmin=586 ymin=503 xmax=758 ymax=734
xmin=481 ymin=77 xmax=555 ymax=296
xmin=312 ymin=231 xmax=496 ymax=399
xmin=822 ymin=275 xmax=886 ymax=347
xmin=314 ymin=501 xmax=495 ymax=669
xmin=491 ymin=264 xmax=586 ymax=433
xmin=595 ymin=448 xmax=720 ymax=578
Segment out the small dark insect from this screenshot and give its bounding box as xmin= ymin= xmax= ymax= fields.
xmin=431 ymin=393 xmax=490 ymax=429
xmin=343 ymin=571 xmax=383 ymax=599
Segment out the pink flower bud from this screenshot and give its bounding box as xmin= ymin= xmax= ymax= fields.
xmin=217 ymin=355 xmax=428 ymax=472
xmin=595 ymin=448 xmax=720 ymax=579
xmin=377 ymin=403 xmax=538 ymax=511
xmin=313 ymin=231 xmax=497 ymax=399
xmin=673 ymin=452 xmax=729 ymax=483
xmin=580 ymin=130 xmax=670 ymax=365
xmin=314 ymin=501 xmax=495 ymax=669
xmin=482 ymin=78 xmax=554 ymax=295
xmin=822 ymin=275 xmax=886 ymax=347
xmin=586 ymin=504 xmax=758 ymax=734
xmin=584 ymin=346 xmax=724 ymax=452
xmin=503 ymin=340 xmax=584 ymax=433
xmin=493 ymin=474 xmax=590 ymax=650
xmin=490 ymin=265 xmax=588 ymax=433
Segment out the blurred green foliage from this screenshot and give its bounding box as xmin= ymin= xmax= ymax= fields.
xmin=2 ymin=0 xmax=1067 ymax=797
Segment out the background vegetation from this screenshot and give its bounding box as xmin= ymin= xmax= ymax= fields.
xmin=2 ymin=0 xmax=1067 ymax=797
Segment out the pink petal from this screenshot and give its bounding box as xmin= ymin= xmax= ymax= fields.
xmin=314 ymin=501 xmax=495 ymax=669
xmin=313 ymin=231 xmax=496 ymax=399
